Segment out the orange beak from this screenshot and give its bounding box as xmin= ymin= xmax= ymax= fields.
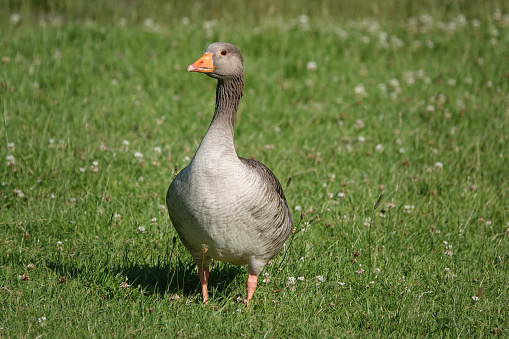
xmin=186 ymin=53 xmax=214 ymax=73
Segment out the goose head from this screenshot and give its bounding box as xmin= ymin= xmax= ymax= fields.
xmin=186 ymin=42 xmax=244 ymax=80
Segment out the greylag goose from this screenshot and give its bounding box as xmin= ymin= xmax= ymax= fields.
xmin=166 ymin=42 xmax=293 ymax=305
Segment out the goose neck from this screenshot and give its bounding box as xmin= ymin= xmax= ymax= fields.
xmin=210 ymin=77 xmax=244 ymax=130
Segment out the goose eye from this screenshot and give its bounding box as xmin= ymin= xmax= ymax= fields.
xmin=220 ymin=50 xmax=227 ymax=56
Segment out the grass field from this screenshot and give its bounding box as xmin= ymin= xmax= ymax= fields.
xmin=1 ymin=0 xmax=508 ymax=337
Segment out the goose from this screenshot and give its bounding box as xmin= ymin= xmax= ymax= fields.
xmin=166 ymin=42 xmax=293 ymax=305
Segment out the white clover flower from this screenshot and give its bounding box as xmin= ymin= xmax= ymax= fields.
xmin=10 ymin=13 xmax=21 ymax=25
xmin=90 ymin=161 xmax=99 ymax=172
xmin=404 ymin=205 xmax=415 ymax=213
xmin=297 ymin=276 xmax=305 ymax=281
xmin=14 ymin=189 xmax=25 ymax=198
xmin=405 ymin=74 xmax=415 ymax=86
xmin=154 ymin=146 xmax=162 ymax=154
xmin=122 ymin=140 xmax=130 ymax=146
xmin=354 ymin=84 xmax=367 ymax=97
xmin=202 ymin=19 xmax=218 ymax=31
xmin=287 ymin=277 xmax=296 ymax=285
xmin=335 ymin=27 xmax=348 ymax=39
xmin=420 ymin=14 xmax=434 ymax=26
xmin=471 ymin=296 xmax=479 ymax=301
xmin=306 ymin=61 xmax=317 ymax=71
xmin=134 ymin=151 xmax=143 ymax=158
xmin=316 ymin=275 xmax=324 ymax=282
xmin=6 ymin=155 xmax=15 ymax=166
xmin=137 ymin=226 xmax=146 ymax=233
xmin=143 ymin=18 xmax=155 ymax=28
xmin=389 ymin=78 xmax=400 ymax=88
xmin=294 ymin=205 xmax=302 ymax=211
xmin=299 ymin=14 xmax=309 ymax=26
xmin=375 ymin=144 xmax=384 ymax=153
xmin=434 ymin=162 xmax=444 ymax=171
xmin=455 ymin=14 xmax=467 ymax=26
xmin=390 ymin=35 xmax=404 ymax=49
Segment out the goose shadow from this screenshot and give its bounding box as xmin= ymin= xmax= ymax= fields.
xmin=44 ymin=245 xmax=247 ymax=301
xmin=112 ymin=258 xmax=246 ymax=300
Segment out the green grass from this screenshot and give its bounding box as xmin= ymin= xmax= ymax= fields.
xmin=1 ymin=0 xmax=509 ymax=337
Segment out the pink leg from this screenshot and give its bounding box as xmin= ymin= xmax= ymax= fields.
xmin=198 ymin=265 xmax=210 ymax=303
xmin=246 ymin=273 xmax=258 ymax=305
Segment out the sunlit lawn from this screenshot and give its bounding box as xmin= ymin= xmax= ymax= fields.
xmin=1 ymin=1 xmax=508 ymax=337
